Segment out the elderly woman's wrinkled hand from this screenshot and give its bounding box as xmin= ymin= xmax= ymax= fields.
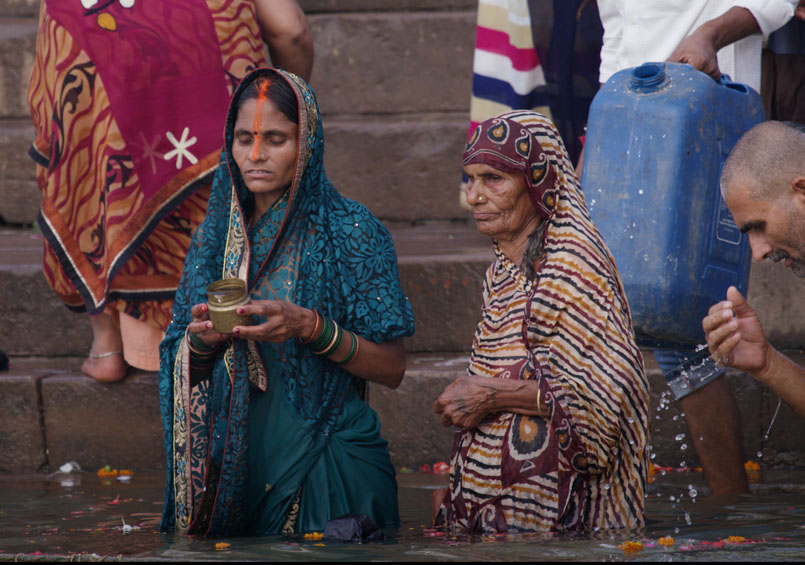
xmin=433 ymin=377 xmax=496 ymax=428
xmin=189 ymin=303 xmax=232 ymax=348
xmin=231 ymin=299 xmax=314 ymax=343
xmin=702 ymin=286 xmax=769 ymax=374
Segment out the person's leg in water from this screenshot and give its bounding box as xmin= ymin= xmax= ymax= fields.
xmin=655 ymin=348 xmax=748 ymax=495
xmin=681 ymin=378 xmax=747 ymax=495
xmin=82 ymin=312 xmax=127 ymax=383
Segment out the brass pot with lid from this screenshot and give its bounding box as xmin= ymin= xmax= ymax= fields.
xmin=206 ymin=278 xmax=252 ymax=334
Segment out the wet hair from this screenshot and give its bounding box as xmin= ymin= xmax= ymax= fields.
xmin=236 ymin=70 xmax=299 ymax=125
xmin=721 ymin=121 xmax=805 ymax=201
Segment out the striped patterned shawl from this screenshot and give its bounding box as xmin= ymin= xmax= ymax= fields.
xmin=449 ymin=111 xmax=649 ymax=532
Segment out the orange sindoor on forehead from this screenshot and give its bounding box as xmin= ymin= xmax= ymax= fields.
xmin=250 ymin=78 xmax=271 ymax=161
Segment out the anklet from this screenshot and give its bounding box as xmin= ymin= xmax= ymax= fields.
xmin=88 ymin=350 xmax=123 ymax=359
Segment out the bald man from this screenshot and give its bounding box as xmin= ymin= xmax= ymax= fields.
xmin=703 ymin=121 xmax=805 ymax=416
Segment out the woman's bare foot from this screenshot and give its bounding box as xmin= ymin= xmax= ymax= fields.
xmin=83 ymin=312 xmax=128 ymax=383
xmin=81 ymin=351 xmax=127 ymax=383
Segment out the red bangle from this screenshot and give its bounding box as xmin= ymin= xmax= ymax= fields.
xmin=301 ymin=310 xmax=321 ymax=344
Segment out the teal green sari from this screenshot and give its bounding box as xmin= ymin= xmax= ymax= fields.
xmin=158 ymin=69 xmax=415 ymax=536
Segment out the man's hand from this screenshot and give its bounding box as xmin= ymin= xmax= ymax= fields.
xmin=668 ymin=7 xmax=761 ymax=82
xmin=702 ymin=286 xmax=771 ymax=373
xmin=669 ymin=27 xmax=721 ymax=81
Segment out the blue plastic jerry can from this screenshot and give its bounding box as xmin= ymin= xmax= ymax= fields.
xmin=580 ymin=62 xmax=764 ymax=346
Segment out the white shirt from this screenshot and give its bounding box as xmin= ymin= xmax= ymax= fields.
xmin=598 ymin=0 xmax=796 ymax=92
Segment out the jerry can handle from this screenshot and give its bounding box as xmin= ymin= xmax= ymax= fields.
xmin=717 ymin=73 xmax=750 ymax=94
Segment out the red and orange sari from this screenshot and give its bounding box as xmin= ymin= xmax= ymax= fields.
xmin=27 ymin=0 xmax=266 ymax=369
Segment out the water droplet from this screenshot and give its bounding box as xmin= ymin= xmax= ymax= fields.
xmin=680 ymin=443 xmax=687 ymax=451
xmin=627 ymin=418 xmax=635 ymax=424
xmin=669 ymin=495 xmax=676 ymax=501
xmin=638 ymin=189 xmax=644 ymax=195
xmin=650 ymin=452 xmax=656 ymax=460
xmin=757 ymin=450 xmax=763 ymax=458
xmin=674 ymin=527 xmax=680 ymax=534
xmin=675 ymin=433 xmax=685 ymax=441
xmin=672 ymin=415 xmax=679 ymax=421
xmin=688 ymin=488 xmax=698 ymax=498
xmin=685 ymin=512 xmax=692 ymax=525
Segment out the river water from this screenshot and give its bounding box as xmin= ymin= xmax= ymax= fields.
xmin=2 ymin=469 xmax=805 ymax=561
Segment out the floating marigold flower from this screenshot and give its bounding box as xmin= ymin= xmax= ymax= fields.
xmin=97 ymin=466 xmax=118 ymax=478
xmin=618 ymin=541 xmax=643 ymax=552
xmin=744 ymin=461 xmax=760 ymax=472
xmin=303 ymin=532 xmax=323 ymax=540
xmin=658 ymin=536 xmax=675 ymax=547
xmin=214 ymin=542 xmax=230 ymax=550
xmin=726 ymin=536 xmax=747 ymax=543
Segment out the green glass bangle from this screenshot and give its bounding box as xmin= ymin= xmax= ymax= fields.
xmin=334 ymin=331 xmax=358 ymax=365
xmin=314 ymin=320 xmax=342 ymax=356
xmin=309 ymin=317 xmax=334 ymax=352
xmin=188 ymin=332 xmax=215 ymax=354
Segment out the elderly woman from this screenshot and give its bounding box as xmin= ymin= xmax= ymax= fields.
xmin=433 ymin=111 xmax=649 ymax=532
xmin=159 ymin=68 xmax=415 ymax=536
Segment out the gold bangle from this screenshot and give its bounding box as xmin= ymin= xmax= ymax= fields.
xmin=536 ymin=385 xmax=542 ymax=416
xmin=302 ymin=310 xmax=321 ymax=344
xmin=314 ymin=320 xmax=342 ymax=356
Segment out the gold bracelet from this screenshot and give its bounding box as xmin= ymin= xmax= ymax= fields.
xmin=314 ymin=320 xmax=342 ymax=356
xmin=536 ymin=385 xmax=542 ymax=416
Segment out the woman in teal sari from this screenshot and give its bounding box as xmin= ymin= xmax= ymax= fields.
xmin=158 ymin=68 xmax=415 ymax=537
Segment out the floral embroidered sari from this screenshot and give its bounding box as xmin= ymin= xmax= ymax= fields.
xmin=158 ymin=69 xmax=415 ymax=536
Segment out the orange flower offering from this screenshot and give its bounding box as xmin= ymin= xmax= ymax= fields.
xmin=618 ymin=541 xmax=643 ymax=553
xmin=303 ymin=532 xmax=323 ymax=540
xmin=726 ymin=536 xmax=747 ymax=543
xmin=119 ymin=469 xmax=134 ymax=477
xmin=214 ymin=542 xmax=231 ymax=550
xmin=658 ymin=536 xmax=675 ymax=547
xmin=97 ymin=465 xmax=118 ymax=478
xmin=648 ymin=463 xmax=657 ymax=483
xmin=744 ymin=460 xmax=761 ymax=482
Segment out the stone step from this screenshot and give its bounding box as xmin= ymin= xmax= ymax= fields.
xmin=2 ymin=352 xmax=802 ymax=475
xmin=0 ymin=114 xmax=470 ymax=226
xmin=4 ymin=220 xmax=804 ymax=356
xmin=0 ymin=0 xmax=37 ymax=18
xmin=0 ymin=10 xmax=476 ymax=119
xmin=0 ymin=222 xmax=490 ymax=356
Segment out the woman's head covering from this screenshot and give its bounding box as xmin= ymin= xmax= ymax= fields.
xmin=463 ymin=112 xmax=567 ymax=221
